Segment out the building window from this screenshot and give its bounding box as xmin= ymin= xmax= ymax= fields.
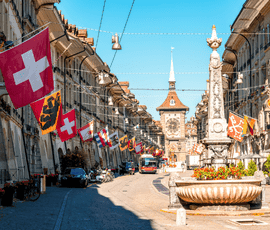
xmin=170 ymin=99 xmax=175 ymax=106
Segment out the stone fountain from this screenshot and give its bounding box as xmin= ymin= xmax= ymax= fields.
xmin=169 ymin=26 xmax=266 ymax=212
xmin=202 ymin=25 xmax=232 ymax=169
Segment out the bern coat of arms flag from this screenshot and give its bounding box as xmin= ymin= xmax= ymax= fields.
xmin=0 ymin=28 xmax=54 ymax=109
xmin=30 ymin=90 xmax=63 ymax=135
xmin=78 ymin=120 xmax=94 ymax=142
xmin=128 ymin=137 xmax=136 ymax=152
xmin=227 ymin=112 xmax=244 ymax=142
xmin=119 ymin=135 xmax=128 ymax=151
xmin=57 ymin=109 xmax=77 ymax=142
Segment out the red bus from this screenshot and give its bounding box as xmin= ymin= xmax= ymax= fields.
xmin=139 ymin=154 xmax=157 ymax=174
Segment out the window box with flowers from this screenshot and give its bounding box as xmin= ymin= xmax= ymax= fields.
xmin=1 ymin=183 xmax=15 ymax=206
xmin=46 ymin=174 xmax=58 ymax=186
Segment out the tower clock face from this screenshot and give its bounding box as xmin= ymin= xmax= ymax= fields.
xmin=166 ymin=118 xmax=180 ymax=135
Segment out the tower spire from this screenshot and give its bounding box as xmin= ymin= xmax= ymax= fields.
xmin=169 ymin=47 xmax=176 ymax=90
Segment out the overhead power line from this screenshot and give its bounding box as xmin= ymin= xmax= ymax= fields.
xmin=110 ymin=0 xmax=136 ymax=68
xmin=96 ymin=0 xmax=107 ymax=50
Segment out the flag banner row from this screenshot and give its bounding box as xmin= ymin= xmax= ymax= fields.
xmin=0 ymin=27 xmax=165 ymax=154
xmin=227 ymin=112 xmax=257 ymax=142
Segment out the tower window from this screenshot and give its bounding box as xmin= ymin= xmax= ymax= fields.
xmin=170 ymin=99 xmax=175 ymax=106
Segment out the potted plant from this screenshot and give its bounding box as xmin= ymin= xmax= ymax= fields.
xmin=1 ymin=183 xmax=15 ymax=206
xmin=47 ymin=174 xmax=58 ymax=186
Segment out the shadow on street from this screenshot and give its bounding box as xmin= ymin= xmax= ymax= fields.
xmin=0 ymin=183 xmax=154 ymax=230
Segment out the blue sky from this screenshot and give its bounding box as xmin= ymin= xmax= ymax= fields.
xmin=58 ymin=0 xmax=245 ymax=121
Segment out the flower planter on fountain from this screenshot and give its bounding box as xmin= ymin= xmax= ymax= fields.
xmin=175 ymin=179 xmax=262 ymax=210
xmin=175 ymin=166 xmax=263 ymax=211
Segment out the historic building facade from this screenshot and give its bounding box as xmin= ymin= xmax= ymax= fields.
xmin=0 ymin=0 xmax=164 ymax=186
xmin=221 ymin=0 xmax=270 ymax=168
xmin=156 ymin=51 xmax=189 ymax=162
xmin=185 ymin=116 xmax=197 ymax=153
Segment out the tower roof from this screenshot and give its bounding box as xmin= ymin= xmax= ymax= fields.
xmin=156 ymin=90 xmax=189 ymax=111
xmin=169 ymin=47 xmax=175 ymax=82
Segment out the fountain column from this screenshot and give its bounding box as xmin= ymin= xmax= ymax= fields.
xmin=203 ymin=25 xmax=232 ymax=169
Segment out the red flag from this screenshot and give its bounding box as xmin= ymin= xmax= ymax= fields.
xmin=30 ymin=90 xmax=62 ymax=135
xmin=57 ymin=109 xmax=77 ymax=142
xmin=78 ymin=120 xmax=94 ymax=142
xmin=0 ymin=28 xmax=54 ymax=109
xmin=227 ymin=112 xmax=244 ymax=142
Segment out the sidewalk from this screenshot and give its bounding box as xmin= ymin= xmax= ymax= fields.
xmin=158 ymin=169 xmax=194 ymax=189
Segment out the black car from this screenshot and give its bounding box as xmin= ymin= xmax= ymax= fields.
xmin=61 ymin=167 xmax=88 ymax=188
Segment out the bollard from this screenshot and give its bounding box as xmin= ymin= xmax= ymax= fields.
xmin=168 ymin=172 xmax=183 ymax=209
xmin=176 ymin=208 xmax=186 ymax=226
xmin=40 ymin=176 xmax=46 ymax=194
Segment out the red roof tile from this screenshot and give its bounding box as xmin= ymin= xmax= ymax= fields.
xmin=156 ymin=91 xmax=189 ymax=111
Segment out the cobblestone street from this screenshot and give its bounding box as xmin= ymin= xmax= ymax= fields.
xmin=1 ymin=171 xmax=270 ymax=230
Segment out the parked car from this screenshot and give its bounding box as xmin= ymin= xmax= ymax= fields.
xmin=61 ymin=167 xmax=88 ymax=188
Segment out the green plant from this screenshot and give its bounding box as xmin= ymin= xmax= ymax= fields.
xmin=247 ymin=160 xmax=257 ymax=176
xmin=237 ymin=161 xmax=248 ymax=176
xmin=263 ymin=154 xmax=270 ymax=175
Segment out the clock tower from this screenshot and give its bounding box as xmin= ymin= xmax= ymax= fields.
xmin=156 ymin=48 xmax=189 ymax=162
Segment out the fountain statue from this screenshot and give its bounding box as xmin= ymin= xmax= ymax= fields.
xmin=203 ymin=25 xmax=232 ymax=169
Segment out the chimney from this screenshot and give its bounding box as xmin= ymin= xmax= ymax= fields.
xmin=85 ymin=37 xmax=94 ymax=46
xmin=77 ymin=29 xmax=88 ymax=39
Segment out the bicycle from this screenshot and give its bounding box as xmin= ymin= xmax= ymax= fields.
xmin=24 ymin=179 xmax=41 ymax=201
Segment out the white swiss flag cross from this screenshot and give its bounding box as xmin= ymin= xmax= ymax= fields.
xmin=57 ymin=109 xmax=77 ymax=142
xmin=0 ymin=28 xmax=54 ymax=109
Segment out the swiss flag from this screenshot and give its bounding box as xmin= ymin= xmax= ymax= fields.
xmin=0 ymin=28 xmax=54 ymax=109
xmin=57 ymin=109 xmax=77 ymax=142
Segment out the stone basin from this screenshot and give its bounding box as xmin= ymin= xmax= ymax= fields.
xmin=175 ymin=179 xmax=262 ymax=204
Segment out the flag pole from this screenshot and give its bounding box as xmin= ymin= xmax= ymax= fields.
xmin=0 ymin=22 xmax=51 ymax=52
xmin=229 ymin=110 xmax=244 ymax=119
xmin=243 ymin=114 xmax=257 ymax=120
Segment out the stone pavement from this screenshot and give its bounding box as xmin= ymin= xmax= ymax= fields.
xmin=1 ymin=171 xmax=270 ymax=229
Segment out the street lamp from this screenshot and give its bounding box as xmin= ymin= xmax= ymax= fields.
xmin=108 ymin=96 xmax=113 ymax=106
xmin=235 ymin=72 xmax=243 ymax=84
xmin=112 ymin=33 xmax=122 ymax=50
xmin=114 ymin=107 xmax=119 ymax=115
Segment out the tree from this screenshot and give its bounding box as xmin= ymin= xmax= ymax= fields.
xmin=247 ymin=160 xmax=257 ymax=176
xmin=60 ymin=150 xmax=86 ymax=173
xmin=262 ymin=154 xmax=270 ymax=175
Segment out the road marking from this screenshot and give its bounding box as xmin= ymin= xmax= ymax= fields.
xmin=87 ymin=183 xmax=97 ymax=188
xmin=54 ymin=189 xmax=72 ymax=230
